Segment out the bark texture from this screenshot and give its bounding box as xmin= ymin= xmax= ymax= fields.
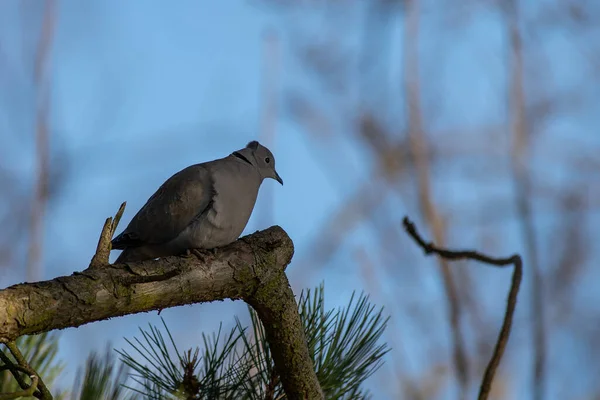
xmin=0 ymin=226 xmax=323 ymax=399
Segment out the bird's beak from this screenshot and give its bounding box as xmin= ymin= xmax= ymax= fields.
xmin=274 ymin=171 xmax=284 ymax=185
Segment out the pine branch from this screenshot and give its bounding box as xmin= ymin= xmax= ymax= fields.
xmin=0 ymin=332 xmax=63 ymax=399
xmin=119 ymin=284 xmax=387 ymax=399
xmin=0 ymin=205 xmax=322 ymax=399
xmin=118 ymin=318 xmax=248 ymax=399
xmin=0 ymin=341 xmax=52 ymax=399
xmin=230 ymin=284 xmax=388 ymax=399
xmin=72 ymin=344 xmax=138 ymax=400
xmin=0 ymin=365 xmax=38 ymax=400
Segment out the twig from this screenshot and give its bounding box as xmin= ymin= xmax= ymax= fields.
xmin=402 ymin=216 xmax=523 ymax=400
xmin=2 ymin=341 xmax=52 ymax=399
xmin=0 ymin=350 xmax=31 ymax=394
xmin=0 ymin=365 xmax=39 ymax=400
xmin=89 ymin=202 xmax=126 ymax=268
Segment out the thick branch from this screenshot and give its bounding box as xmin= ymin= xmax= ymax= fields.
xmin=0 ymin=226 xmax=322 ymax=399
xmin=245 ymin=260 xmax=323 ymax=399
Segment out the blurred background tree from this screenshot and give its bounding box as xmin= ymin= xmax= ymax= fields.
xmin=1 ymin=0 xmax=599 ymax=399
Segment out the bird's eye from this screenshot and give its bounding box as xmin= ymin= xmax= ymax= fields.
xmin=265 ymin=157 xmax=271 ymax=164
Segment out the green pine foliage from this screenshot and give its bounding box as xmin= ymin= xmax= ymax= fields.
xmin=301 ymin=286 xmax=390 ymax=398
xmin=116 ymin=320 xmax=249 ymax=399
xmin=118 ymin=284 xmax=390 ymax=399
xmin=71 ymin=345 xmax=139 ymax=400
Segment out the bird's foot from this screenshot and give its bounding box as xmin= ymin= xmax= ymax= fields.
xmin=184 ymin=248 xmax=210 ymax=263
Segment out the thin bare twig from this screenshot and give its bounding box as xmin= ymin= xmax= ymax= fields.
xmin=0 ymin=351 xmax=30 ymax=395
xmin=402 ymin=216 xmax=523 ymax=400
xmin=0 ymin=365 xmax=39 ymax=400
xmin=2 ymin=341 xmax=52 ymax=399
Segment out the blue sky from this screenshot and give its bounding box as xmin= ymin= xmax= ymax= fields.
xmin=1 ymin=0 xmax=355 ymax=394
xmin=1 ymin=1 xmax=599 ymax=399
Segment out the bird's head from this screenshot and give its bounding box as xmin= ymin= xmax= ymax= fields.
xmin=233 ymin=140 xmax=283 ymax=185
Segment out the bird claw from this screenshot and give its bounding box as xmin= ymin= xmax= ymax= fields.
xmin=183 ymin=248 xmax=219 ymax=263
xmin=182 ymin=248 xmax=208 ymax=262
xmin=192 ymin=248 xmax=206 ymax=258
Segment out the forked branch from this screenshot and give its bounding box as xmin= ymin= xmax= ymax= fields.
xmin=0 ymin=204 xmax=322 ymax=399
xmin=402 ymin=216 xmax=523 ymax=400
xmin=0 ymin=341 xmax=52 ymax=399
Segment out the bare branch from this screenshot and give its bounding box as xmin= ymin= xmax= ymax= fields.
xmin=0 ymin=367 xmax=39 ymax=400
xmin=4 ymin=341 xmax=52 ymax=399
xmin=402 ymin=216 xmax=523 ymax=400
xmin=505 ymin=1 xmax=546 ymax=399
xmin=0 ymin=352 xmax=32 ymax=397
xmin=0 ymin=341 xmax=52 ymax=399
xmin=89 ymin=202 xmax=126 ymax=268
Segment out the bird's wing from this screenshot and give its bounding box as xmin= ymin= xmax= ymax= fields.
xmin=111 ymin=164 xmax=214 ymax=249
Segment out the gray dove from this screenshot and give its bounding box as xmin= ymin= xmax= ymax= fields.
xmin=111 ymin=140 xmax=283 ymax=263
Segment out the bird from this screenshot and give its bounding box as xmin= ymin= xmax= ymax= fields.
xmin=111 ymin=140 xmax=283 ymax=263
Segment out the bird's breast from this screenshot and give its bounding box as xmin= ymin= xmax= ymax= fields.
xmin=208 ymin=180 xmax=259 ymax=231
xmin=186 ymin=166 xmax=261 ymax=248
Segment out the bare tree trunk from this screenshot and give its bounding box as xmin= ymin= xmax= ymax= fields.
xmin=403 ymin=1 xmax=468 ymax=399
xmin=27 ymin=0 xmax=56 ymax=282
xmin=504 ymin=2 xmax=546 ymax=400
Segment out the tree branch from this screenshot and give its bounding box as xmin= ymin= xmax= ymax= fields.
xmin=0 ymin=351 xmax=30 ymax=395
xmin=89 ymin=201 xmax=126 ymax=268
xmin=403 ymin=217 xmax=523 ymax=400
xmin=245 ymin=258 xmax=322 ymax=399
xmin=3 ymin=341 xmax=52 ymax=399
xmin=0 ymin=366 xmax=39 ymax=400
xmin=0 ymin=225 xmax=323 ymax=399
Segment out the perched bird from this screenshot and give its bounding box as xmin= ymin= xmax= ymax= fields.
xmin=111 ymin=140 xmax=283 ymax=263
